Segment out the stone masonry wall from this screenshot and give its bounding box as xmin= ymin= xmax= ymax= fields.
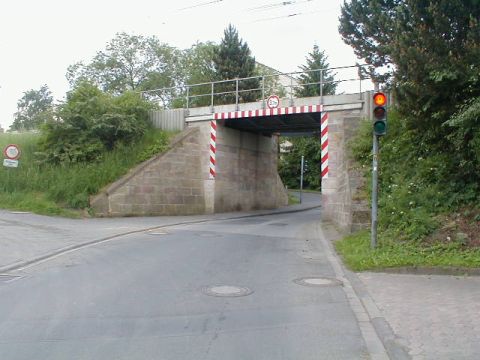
xmin=91 ymin=122 xmax=288 ymax=217
xmin=189 ymin=121 xmax=289 ymax=213
xmin=322 ymin=110 xmax=370 ymax=233
xmin=90 ymin=127 xmax=206 ymax=216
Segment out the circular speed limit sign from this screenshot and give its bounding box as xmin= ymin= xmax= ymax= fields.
xmin=3 ymin=144 xmax=21 ymax=160
xmin=267 ymin=95 xmax=280 ymax=109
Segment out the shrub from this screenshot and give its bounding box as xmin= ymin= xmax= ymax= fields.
xmin=37 ymin=82 xmax=157 ymax=164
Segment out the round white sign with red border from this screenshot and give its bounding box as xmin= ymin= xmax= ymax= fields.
xmin=267 ymin=95 xmax=280 ymax=109
xmin=4 ymin=144 xmax=21 ymax=160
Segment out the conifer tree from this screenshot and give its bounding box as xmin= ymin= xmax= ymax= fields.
xmin=213 ymin=25 xmax=259 ymax=104
xmin=296 ymin=45 xmax=336 ymax=97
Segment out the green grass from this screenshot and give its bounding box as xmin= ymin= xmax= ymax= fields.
xmin=288 ymin=193 xmax=300 ymax=205
xmin=335 ymin=231 xmax=480 ymax=271
xmin=289 ymin=188 xmax=322 ymax=194
xmin=0 ymin=130 xmax=172 ymax=217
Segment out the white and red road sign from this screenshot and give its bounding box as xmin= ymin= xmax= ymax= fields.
xmin=3 ymin=144 xmax=21 ymax=160
xmin=266 ymin=95 xmax=280 ymax=109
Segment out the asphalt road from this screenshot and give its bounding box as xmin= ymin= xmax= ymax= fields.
xmin=0 ymin=208 xmax=372 ymax=359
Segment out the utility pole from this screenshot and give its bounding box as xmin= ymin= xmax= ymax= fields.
xmin=300 ymin=155 xmax=304 ymax=204
xmin=371 ymin=133 xmax=379 ymax=249
xmin=371 ymin=85 xmax=388 ymax=249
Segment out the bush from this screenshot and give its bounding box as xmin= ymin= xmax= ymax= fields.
xmin=350 ymin=109 xmax=480 ymax=244
xmin=37 ymin=82 xmax=157 ymax=164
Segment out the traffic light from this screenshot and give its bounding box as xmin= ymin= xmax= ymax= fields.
xmin=373 ymin=92 xmax=387 ymax=136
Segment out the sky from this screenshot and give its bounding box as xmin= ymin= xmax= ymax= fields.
xmin=0 ymin=0 xmax=370 ymax=129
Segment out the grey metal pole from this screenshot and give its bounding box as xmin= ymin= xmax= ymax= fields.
xmin=235 ymin=79 xmax=239 ymax=110
xmin=290 ymin=77 xmax=294 ymax=106
xmin=320 ymin=70 xmax=323 ymax=104
xmin=186 ymin=86 xmax=190 ymax=112
xmin=371 ymin=133 xmax=379 ymax=249
xmin=300 ymin=155 xmax=304 ymax=204
xmin=262 ymin=76 xmax=266 ymax=109
xmin=210 ymin=82 xmax=214 ymax=112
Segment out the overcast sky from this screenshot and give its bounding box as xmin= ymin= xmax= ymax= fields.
xmin=0 ymin=0 xmax=369 ymax=129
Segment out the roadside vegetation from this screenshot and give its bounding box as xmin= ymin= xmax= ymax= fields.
xmin=0 ymin=130 xmax=170 ymax=217
xmin=335 ymin=1 xmax=480 ymax=270
xmin=0 ymin=83 xmax=171 ymax=216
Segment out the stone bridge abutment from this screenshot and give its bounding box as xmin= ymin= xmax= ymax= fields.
xmin=91 ymin=93 xmax=372 ymax=233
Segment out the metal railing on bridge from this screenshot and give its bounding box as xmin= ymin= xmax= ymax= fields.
xmin=141 ymin=64 xmax=372 ymax=112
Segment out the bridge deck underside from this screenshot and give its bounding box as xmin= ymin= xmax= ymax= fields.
xmin=219 ymin=112 xmax=321 ymax=135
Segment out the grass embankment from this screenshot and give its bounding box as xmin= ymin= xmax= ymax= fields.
xmin=0 ymin=130 xmax=171 ymax=217
xmin=335 ymin=111 xmax=480 ymax=271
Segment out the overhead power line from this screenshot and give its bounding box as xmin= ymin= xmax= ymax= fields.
xmin=178 ymin=0 xmax=223 ymax=11
xmin=246 ymin=0 xmax=314 ymax=12
xmin=250 ymin=8 xmax=326 ymax=23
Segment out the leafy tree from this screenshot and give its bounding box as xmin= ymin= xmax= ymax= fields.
xmin=278 ymin=136 xmax=322 ymax=190
xmin=213 ymin=24 xmax=260 ymax=104
xmin=180 ymin=41 xmax=218 ymax=107
xmin=38 ymin=82 xmax=156 ymax=164
xmin=66 ymin=33 xmax=181 ymax=97
xmin=340 ymin=1 xmax=480 ymax=213
xmin=295 ymin=45 xmax=337 ymax=97
xmin=339 ymin=0 xmax=480 ymax=135
xmin=10 ymin=85 xmax=54 ymax=131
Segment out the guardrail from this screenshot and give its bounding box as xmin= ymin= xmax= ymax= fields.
xmin=141 ymin=64 xmax=372 ymax=112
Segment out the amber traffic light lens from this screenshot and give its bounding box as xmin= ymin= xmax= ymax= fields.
xmin=373 ymin=92 xmax=387 ymax=106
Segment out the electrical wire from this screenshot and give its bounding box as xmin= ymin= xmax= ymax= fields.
xmin=178 ymin=0 xmax=223 ymax=11
xmin=246 ymin=0 xmax=314 ymax=12
xmin=250 ymin=8 xmax=325 ymax=23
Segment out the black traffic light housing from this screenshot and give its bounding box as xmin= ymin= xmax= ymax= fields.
xmin=373 ymin=92 xmax=387 ymax=136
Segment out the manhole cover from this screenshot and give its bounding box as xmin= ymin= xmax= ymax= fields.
xmin=293 ymin=277 xmax=343 ymax=287
xmin=201 ymin=285 xmax=253 ymax=297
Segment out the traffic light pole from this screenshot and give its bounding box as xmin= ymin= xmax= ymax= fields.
xmin=371 ymin=133 xmax=379 ymax=249
xmin=300 ymin=155 xmax=304 ymax=204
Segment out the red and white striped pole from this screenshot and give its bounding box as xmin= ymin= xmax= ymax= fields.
xmin=209 ymin=120 xmax=217 ymax=179
xmin=321 ymin=112 xmax=329 ymax=179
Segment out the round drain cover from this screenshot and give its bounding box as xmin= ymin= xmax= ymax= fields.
xmin=293 ymin=277 xmax=342 ymax=287
xmin=202 ymin=285 xmax=253 ymax=297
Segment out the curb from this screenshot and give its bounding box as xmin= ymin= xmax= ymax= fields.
xmin=368 ymin=266 xmax=480 ymax=277
xmin=0 ymin=204 xmax=322 ymax=274
xmin=319 ymin=222 xmax=411 ymax=360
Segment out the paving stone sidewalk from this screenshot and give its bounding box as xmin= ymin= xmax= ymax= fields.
xmin=358 ymin=272 xmax=480 ymax=360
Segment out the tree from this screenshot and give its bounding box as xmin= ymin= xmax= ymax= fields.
xmin=179 ymin=41 xmax=218 ymax=107
xmin=295 ymin=45 xmax=337 ymax=97
xmin=213 ymin=24 xmax=260 ymax=104
xmin=339 ymin=0 xmax=480 ymax=135
xmin=66 ymin=33 xmax=181 ymax=97
xmin=10 ymin=85 xmax=54 ymax=131
xmin=37 ymin=82 xmax=156 ymax=164
xmin=278 ymin=136 xmax=322 ymax=191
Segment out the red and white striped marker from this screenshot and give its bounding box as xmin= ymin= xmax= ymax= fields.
xmin=209 ymin=120 xmax=217 ymax=179
xmin=321 ymin=112 xmax=329 ymax=179
xmin=214 ymin=104 xmax=322 ymax=120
